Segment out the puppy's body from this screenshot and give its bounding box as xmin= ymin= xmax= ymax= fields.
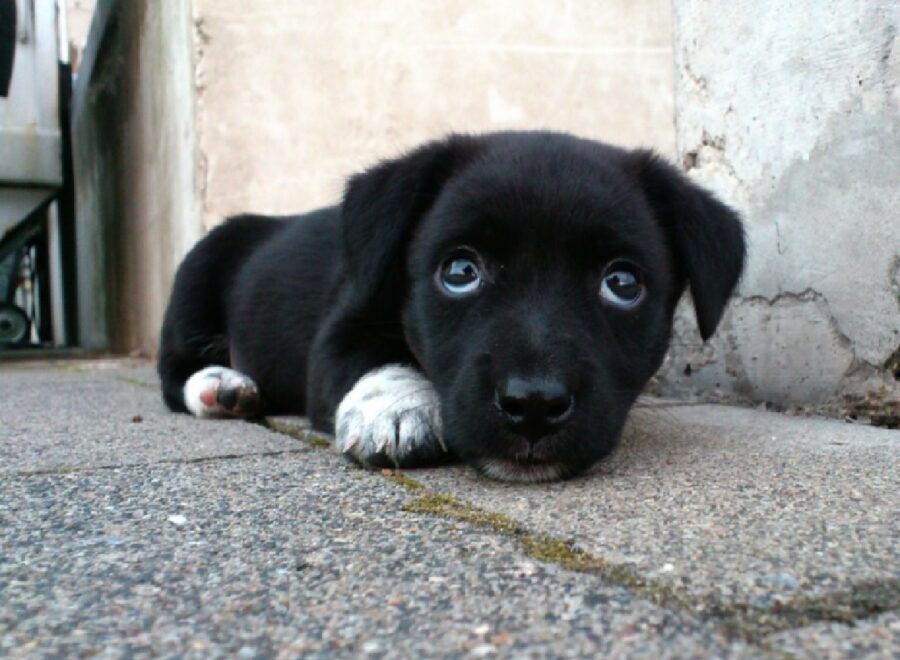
xmin=160 ymin=209 xmax=336 ymax=413
xmin=159 ymin=132 xmax=745 ymax=481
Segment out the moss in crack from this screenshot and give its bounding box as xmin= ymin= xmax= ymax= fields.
xmin=519 ymin=534 xmax=607 ymax=571
xmin=402 ymin=494 xmax=525 ymax=536
xmin=405 ymin=494 xmax=694 ymax=614
xmin=402 ymin=494 xmax=681 ymax=601
xmin=709 ymin=578 xmax=900 ymax=640
xmin=382 ymin=471 xmax=426 ymax=490
xmin=264 ymin=422 xmax=900 ymax=641
xmin=401 ymin=492 xmax=900 ymax=643
xmin=264 ymin=418 xmax=333 ymax=449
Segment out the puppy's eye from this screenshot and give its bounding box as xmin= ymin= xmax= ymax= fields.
xmin=437 ymin=251 xmax=483 ymax=296
xmin=600 ymin=261 xmax=645 ymax=309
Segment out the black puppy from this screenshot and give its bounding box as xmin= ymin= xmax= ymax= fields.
xmin=159 ymin=131 xmax=744 ymax=482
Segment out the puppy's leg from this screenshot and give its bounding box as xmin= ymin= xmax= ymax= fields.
xmin=334 ymin=364 xmax=447 ymax=468
xmin=158 ymin=213 xmax=284 ymax=415
xmin=183 ymin=366 xmax=261 ymax=419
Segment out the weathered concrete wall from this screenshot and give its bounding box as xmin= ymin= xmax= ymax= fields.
xmin=72 ymin=0 xmax=201 ymax=352
xmin=657 ymin=1 xmax=899 ymax=413
xmin=192 ymin=0 xmax=676 ymax=228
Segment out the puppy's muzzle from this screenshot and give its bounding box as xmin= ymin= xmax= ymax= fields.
xmin=494 ymin=376 xmax=575 ymax=441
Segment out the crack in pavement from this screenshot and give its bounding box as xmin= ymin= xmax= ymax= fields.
xmin=264 ymin=416 xmax=900 ymax=647
xmin=21 ymin=364 xmax=894 ymax=649
xmin=399 ymin=489 xmax=900 ymax=644
xmin=2 ymin=448 xmax=312 ymax=480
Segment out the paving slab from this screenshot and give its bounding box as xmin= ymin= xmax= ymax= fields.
xmin=2 ymin=360 xmax=897 ymax=656
xmin=764 ymin=611 xmax=900 ymax=659
xmin=0 ymin=453 xmax=746 ymax=658
xmin=404 ymin=404 xmax=899 ymax=609
xmin=1 ymin=362 xmax=302 ymax=474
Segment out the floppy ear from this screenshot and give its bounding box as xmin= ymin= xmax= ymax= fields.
xmin=634 ymin=151 xmax=746 ymax=340
xmin=341 ymin=135 xmax=479 ymax=307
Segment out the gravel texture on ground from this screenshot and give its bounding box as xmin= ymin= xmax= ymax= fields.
xmin=1 ymin=359 xmax=897 ymax=657
xmin=410 ymin=403 xmax=899 ymax=606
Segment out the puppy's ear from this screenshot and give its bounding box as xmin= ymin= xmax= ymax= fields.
xmin=341 ymin=135 xmax=479 ymax=306
xmin=634 ymin=151 xmax=746 ymax=340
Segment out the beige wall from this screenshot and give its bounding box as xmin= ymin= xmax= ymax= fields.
xmin=194 ymin=0 xmax=676 ymax=228
xmin=65 ymin=0 xmax=96 ymax=71
xmin=74 ymin=0 xmax=675 ymax=354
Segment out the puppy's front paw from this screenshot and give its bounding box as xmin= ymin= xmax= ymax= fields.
xmin=335 ymin=365 xmax=447 ymax=468
xmin=183 ymin=366 xmax=260 ymax=418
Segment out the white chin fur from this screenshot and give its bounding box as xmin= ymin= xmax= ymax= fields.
xmin=476 ymin=458 xmax=567 ymax=483
xmin=334 ymin=364 xmax=445 ymax=466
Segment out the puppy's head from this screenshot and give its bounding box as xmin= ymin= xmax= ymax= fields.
xmin=342 ymin=132 xmax=745 ymax=482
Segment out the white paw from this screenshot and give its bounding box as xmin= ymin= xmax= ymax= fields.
xmin=334 ymin=365 xmax=445 ymax=467
xmin=183 ymin=366 xmax=260 ymax=418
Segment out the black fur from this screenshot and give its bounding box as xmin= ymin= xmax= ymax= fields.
xmin=159 ymin=131 xmax=745 ymax=480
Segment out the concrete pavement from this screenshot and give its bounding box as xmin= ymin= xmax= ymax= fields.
xmin=1 ymin=359 xmax=897 ymax=657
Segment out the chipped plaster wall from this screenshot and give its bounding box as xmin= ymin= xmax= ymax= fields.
xmin=191 ymin=0 xmax=676 ymax=228
xmin=656 ymin=1 xmax=900 ymax=412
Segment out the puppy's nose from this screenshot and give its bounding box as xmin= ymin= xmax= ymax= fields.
xmin=494 ymin=377 xmax=574 ymax=439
